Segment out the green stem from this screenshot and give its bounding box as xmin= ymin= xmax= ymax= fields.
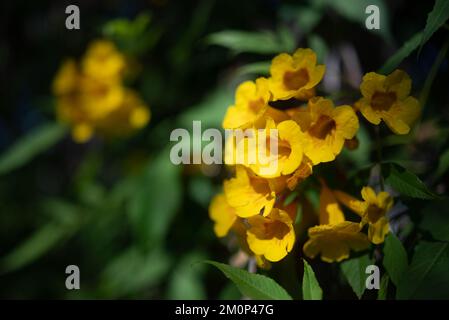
xmin=419 ymin=37 xmax=449 ymax=110
xmin=375 ymin=126 xmax=385 ymax=191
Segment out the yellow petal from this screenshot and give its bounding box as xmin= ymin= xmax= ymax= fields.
xmin=209 ymin=194 xmax=237 ymax=237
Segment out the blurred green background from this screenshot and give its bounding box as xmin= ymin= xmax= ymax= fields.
xmin=0 ymin=0 xmax=448 ymax=299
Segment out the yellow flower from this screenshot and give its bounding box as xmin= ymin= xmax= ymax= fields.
xmin=52 ymin=40 xmax=150 ymax=143
xmin=95 ymin=89 xmax=151 ymax=136
xmin=251 ymin=119 xmax=305 ymax=178
xmin=224 ymin=166 xmax=285 ymax=217
xmin=246 ymin=208 xmax=295 ymax=262
xmin=297 ymin=97 xmax=359 ymax=165
xmin=303 ymin=183 xmax=370 ymax=263
xmin=355 ymin=70 xmax=420 ymax=134
xmin=208 ymin=193 xmax=237 ymax=237
xmin=52 ymin=59 xmax=78 ymax=96
xmin=334 ymin=186 xmax=393 ymax=244
xmin=269 ymin=48 xmax=325 ymax=101
xmin=222 ymin=78 xmax=287 ymax=129
xmin=318 ymin=182 xmax=345 ymax=225
xmin=81 ymin=40 xmax=126 ymax=81
xmin=303 ymin=222 xmax=370 ymax=263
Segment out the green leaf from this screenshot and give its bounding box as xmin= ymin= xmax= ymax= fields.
xmin=283 ymin=5 xmax=322 ymax=34
xmin=420 ymin=199 xmax=449 ymax=242
xmin=383 ymin=163 xmax=440 ymax=199
xmin=313 ymin=0 xmax=392 ymax=42
xmin=100 ymin=247 xmax=171 ymax=298
xmin=383 ymin=233 xmax=408 ymax=286
xmin=0 ymin=123 xmax=67 ymax=175
xmin=302 ymin=259 xmax=323 ymax=300
xmin=235 ymin=61 xmax=271 ymax=77
xmin=434 ymin=148 xmax=449 ymax=181
xmin=377 ymin=274 xmax=389 ymax=300
xmin=379 ymin=32 xmax=422 ymax=74
xmin=0 ymin=201 xmax=80 ymax=273
xmin=341 ymin=253 xmax=373 ymax=299
xmin=178 ymin=88 xmax=233 ymax=129
xmin=308 ymin=34 xmax=328 ymax=64
xmin=128 ymin=148 xmax=182 ymax=249
xmin=420 ymin=0 xmax=449 ymax=51
xmin=205 ymin=261 xmax=292 ymax=300
xmin=396 ymin=241 xmax=449 ymax=299
xmin=206 ymin=30 xmax=290 ymax=54
xmin=167 ymin=252 xmax=206 ymax=299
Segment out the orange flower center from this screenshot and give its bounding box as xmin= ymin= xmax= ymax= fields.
xmin=248 ymin=98 xmax=265 ymax=113
xmin=263 ymin=220 xmax=290 ymax=239
xmin=283 ymin=68 xmax=309 ymax=90
xmin=371 ymin=91 xmax=396 ymax=111
xmin=366 ymin=204 xmax=385 ymax=223
xmin=308 ymin=115 xmax=336 ymax=140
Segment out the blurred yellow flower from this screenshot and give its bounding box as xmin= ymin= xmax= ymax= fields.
xmin=223 ymin=166 xmax=285 ymax=218
xmin=52 ymin=40 xmax=150 ymax=143
xmin=222 ymin=78 xmax=287 ymax=129
xmin=246 ymin=208 xmax=295 ymax=262
xmin=355 ymin=70 xmax=420 ymax=134
xmin=297 ymin=97 xmax=359 ymax=165
xmin=81 ymin=39 xmax=126 ymax=81
xmin=269 ymin=48 xmax=325 ymax=101
xmin=208 ymin=193 xmax=237 ymax=237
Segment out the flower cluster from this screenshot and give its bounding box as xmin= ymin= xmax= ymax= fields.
xmin=209 ymin=48 xmax=420 ymax=265
xmin=52 ymin=40 xmax=150 ymax=143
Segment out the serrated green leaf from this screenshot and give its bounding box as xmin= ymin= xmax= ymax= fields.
xmin=379 ymin=32 xmax=422 ymax=75
xmin=205 ymin=261 xmax=292 ymax=300
xmin=341 ymin=253 xmax=373 ymax=299
xmin=206 ymin=30 xmax=289 ymax=54
xmin=383 ymin=233 xmax=408 ymax=286
xmin=383 ymin=163 xmax=440 ymax=199
xmin=396 ymin=241 xmax=449 ymax=299
xmin=420 ymin=0 xmax=449 ymax=51
xmin=302 ymin=259 xmax=323 ymax=300
xmin=0 ymin=123 xmax=67 ymax=175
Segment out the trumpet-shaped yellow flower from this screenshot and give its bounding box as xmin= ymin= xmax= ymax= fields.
xmin=334 ymin=186 xmax=393 ymax=244
xmin=224 ymin=166 xmax=285 ymax=217
xmin=303 ymin=183 xmax=370 ymax=263
xmin=246 ymin=208 xmax=295 ymax=262
xmin=209 ymin=193 xmax=238 ymax=237
xmin=251 ymin=119 xmax=304 ymax=178
xmin=355 ymin=70 xmax=420 ymax=134
xmin=303 ymin=222 xmax=370 ymax=263
xmin=269 ymin=48 xmax=325 ymax=101
xmin=222 ymin=78 xmax=287 ymax=129
xmin=225 ymin=118 xmax=304 ymax=178
xmin=319 ymin=182 xmax=345 ymax=225
xmin=297 ymin=97 xmax=359 ymax=165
